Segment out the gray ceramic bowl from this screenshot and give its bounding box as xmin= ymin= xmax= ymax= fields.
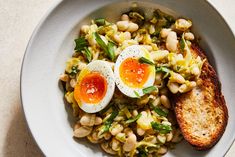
xmin=21 ymin=0 xmax=235 ymax=156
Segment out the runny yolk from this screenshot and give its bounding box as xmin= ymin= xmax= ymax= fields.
xmin=74 ymin=72 xmax=107 ymax=104
xmin=119 ymin=58 xmax=150 ymax=88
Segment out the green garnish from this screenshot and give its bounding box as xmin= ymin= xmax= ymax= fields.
xmin=94 ymin=18 xmax=106 ymax=26
xmin=180 ymin=35 xmax=186 ymax=52
xmin=154 ymin=107 xmax=168 ymax=117
xmin=100 ymin=110 xmax=118 ymax=134
xmin=94 ymin=32 xmax=115 ymax=61
xmin=142 ymin=86 xmax=158 ymax=94
xmin=126 ymin=113 xmax=142 ymax=124
xmin=74 ymin=37 xmax=92 ymax=62
xmin=137 ymin=147 xmax=148 ymax=157
xmin=155 ymin=66 xmax=170 ymax=73
xmin=128 ymin=11 xmax=145 ymax=25
xmin=134 ymin=90 xmax=140 ymax=98
xmin=155 ymin=66 xmax=171 ymax=78
xmin=70 ymin=65 xmax=79 ymax=76
xmin=139 ymin=57 xmax=154 ymax=65
xmin=151 ymin=122 xmax=172 ymax=134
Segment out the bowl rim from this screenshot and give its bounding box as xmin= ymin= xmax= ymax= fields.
xmin=20 ymin=0 xmax=235 ymax=156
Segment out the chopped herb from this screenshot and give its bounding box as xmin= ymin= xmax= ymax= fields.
xmin=94 ymin=32 xmax=115 ymax=61
xmin=74 ymin=37 xmax=88 ymax=51
xmin=137 ymin=147 xmax=148 ymax=157
xmin=74 ymin=37 xmax=92 ymax=62
xmin=107 ymin=42 xmax=115 ymax=61
xmin=180 ymin=33 xmax=186 ymax=52
xmin=139 ymin=57 xmax=154 ymax=65
xmin=83 ymin=47 xmax=92 ymax=62
xmin=155 ymin=66 xmax=170 ymax=73
xmin=134 ymin=90 xmax=140 ymax=98
xmin=126 ymin=113 xmax=142 ymax=124
xmin=100 ymin=110 xmax=118 ymax=134
xmin=154 ymin=107 xmax=168 ymax=117
xmin=151 ymin=121 xmax=172 ymax=134
xmin=70 ymin=65 xmax=79 ymax=76
xmin=128 ymin=11 xmax=145 ymax=25
xmin=142 ymin=86 xmax=157 ymax=94
xmin=180 ymin=38 xmax=185 ymax=52
xmin=94 ymin=18 xmax=106 ymax=26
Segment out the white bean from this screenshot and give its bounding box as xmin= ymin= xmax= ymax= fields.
xmin=160 ymin=28 xmax=171 ymax=38
xmin=166 ymin=132 xmax=173 ymax=142
xmin=80 ymin=113 xmax=96 ymax=126
xmin=160 ymin=95 xmax=171 ymax=109
xmin=60 ymin=74 xmax=69 ymax=82
xmin=94 ymin=117 xmax=102 ymax=125
xmin=167 ymin=82 xmax=179 ymax=94
xmin=117 ymin=21 xmax=129 ymax=31
xmin=175 ymin=19 xmax=192 ymax=31
xmin=170 ymin=72 xmax=185 ymax=84
xmin=157 ymin=134 xmax=166 ymax=144
xmin=113 ymin=34 xmax=122 ymax=43
xmin=111 ymin=138 xmax=120 ymax=151
xmin=74 ymin=126 xmax=92 ymax=138
xmin=123 ymin=134 xmax=137 ymax=152
xmin=110 ymin=124 xmax=124 ymax=136
xmin=152 ymin=97 xmax=161 ymax=107
xmin=70 ymin=79 xmax=76 ymax=88
xmin=191 ymin=65 xmax=200 ymax=75
xmin=185 ymin=32 xmax=195 ymax=40
xmin=80 ymin=25 xmax=89 ymax=34
xmin=124 ymin=31 xmax=131 ymax=40
xmin=166 ymin=31 xmax=178 ymax=52
xmin=137 ymin=126 xmax=145 ymax=136
xmin=121 ymin=14 xmax=129 ymax=21
xmin=127 ymin=22 xmax=139 ymax=32
xmin=101 ymin=142 xmax=117 ymax=155
xmin=157 ymin=146 xmax=168 ymax=155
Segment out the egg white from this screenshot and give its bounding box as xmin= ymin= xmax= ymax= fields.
xmin=76 ymin=60 xmax=115 ymax=113
xmin=114 ymin=45 xmax=155 ymax=98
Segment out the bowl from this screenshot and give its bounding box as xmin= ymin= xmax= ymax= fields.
xmin=21 ymin=0 xmax=235 ymax=156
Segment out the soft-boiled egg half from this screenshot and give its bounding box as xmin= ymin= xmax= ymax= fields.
xmin=74 ymin=60 xmax=115 ymax=113
xmin=114 ymin=45 xmax=155 ymax=98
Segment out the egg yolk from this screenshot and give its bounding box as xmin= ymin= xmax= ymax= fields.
xmin=119 ymin=58 xmax=150 ymax=88
xmin=74 ymin=72 xmax=107 ymax=104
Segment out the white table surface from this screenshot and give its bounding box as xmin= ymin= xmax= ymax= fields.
xmin=0 ymin=0 xmax=234 ymax=156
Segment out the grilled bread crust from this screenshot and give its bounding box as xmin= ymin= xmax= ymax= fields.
xmin=172 ymin=45 xmax=228 ymax=150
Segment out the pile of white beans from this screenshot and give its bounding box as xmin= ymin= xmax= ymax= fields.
xmin=60 ymin=9 xmax=204 ymax=157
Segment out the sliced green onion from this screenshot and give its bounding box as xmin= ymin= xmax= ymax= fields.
xmin=74 ymin=37 xmax=88 ymax=51
xmin=155 ymin=66 xmax=170 ymax=73
xmin=134 ymin=90 xmax=140 ymax=98
xmin=154 ymin=107 xmax=168 ymax=117
xmin=107 ymin=42 xmax=115 ymax=61
xmin=74 ymin=37 xmax=92 ymax=62
xmin=83 ymin=47 xmax=92 ymax=62
xmin=136 ymin=147 xmax=148 ymax=157
xmin=126 ymin=113 xmax=142 ymax=124
xmin=94 ymin=18 xmax=106 ymax=26
xmin=100 ymin=110 xmax=118 ymax=134
xmin=69 ymin=65 xmax=79 ymax=76
xmin=180 ymin=36 xmax=186 ymax=52
xmin=151 ymin=122 xmax=172 ymax=134
xmin=139 ymin=57 xmax=154 ymax=65
xmin=94 ymin=32 xmax=115 ymax=61
xmin=142 ymin=86 xmax=158 ymax=94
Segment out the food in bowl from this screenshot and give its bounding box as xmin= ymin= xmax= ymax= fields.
xmin=59 ymin=8 xmax=228 ymax=156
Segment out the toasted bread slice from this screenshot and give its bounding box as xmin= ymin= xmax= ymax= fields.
xmin=172 ymin=45 xmax=228 ymax=150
